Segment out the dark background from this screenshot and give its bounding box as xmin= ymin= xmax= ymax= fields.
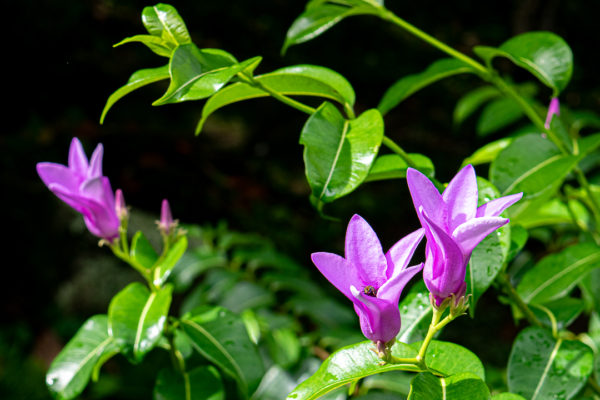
xmin=3 ymin=0 xmax=599 ymax=398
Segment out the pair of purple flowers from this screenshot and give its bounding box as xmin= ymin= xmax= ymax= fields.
xmin=311 ymin=166 xmax=522 ymax=344
xmin=37 ymin=138 xmax=175 ymax=241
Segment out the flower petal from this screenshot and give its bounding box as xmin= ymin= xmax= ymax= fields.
xmin=407 ymin=168 xmax=446 ymax=229
xmin=378 ymin=263 xmax=423 ymax=304
xmin=442 ymin=164 xmax=478 ymax=232
xmin=452 ymin=216 xmax=508 ymax=255
xmin=345 ymin=214 xmax=387 ymax=288
xmin=350 ymin=286 xmax=400 ymax=343
xmin=87 ymin=144 xmax=104 ymax=179
xmin=476 ymin=192 xmax=523 ymax=218
xmin=37 ymin=162 xmax=80 ymax=193
xmin=68 ymin=137 xmax=89 ymax=174
xmin=311 ymin=252 xmax=359 ymax=301
xmin=385 ymin=228 xmax=424 ymax=278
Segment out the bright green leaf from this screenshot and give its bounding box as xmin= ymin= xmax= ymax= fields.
xmin=378 ymin=58 xmax=476 ymax=115
xmin=300 ymin=102 xmax=383 ymax=204
xmin=365 ymin=153 xmax=434 ymax=182
xmin=454 ymin=86 xmax=501 ymax=126
xmin=474 ymin=31 xmax=573 ymax=95
xmin=46 ymin=315 xmax=121 ymax=400
xmin=180 ymin=307 xmax=264 ymax=398
xmin=508 ymin=326 xmax=593 ymax=399
xmin=578 ymin=133 xmax=600 ymax=156
xmin=408 ymin=372 xmax=490 ymax=400
xmin=461 ymin=138 xmax=512 ymax=167
xmin=154 ymin=236 xmax=188 ymax=287
xmin=100 ymin=66 xmax=170 ymax=124
xmin=266 ymin=328 xmax=301 ymax=369
xmin=397 ymin=289 xmax=431 ymax=344
xmin=491 ymin=394 xmax=527 ymax=400
xmin=516 ymin=242 xmax=600 ymax=304
xmin=130 ymin=231 xmax=158 ymax=270
xmin=511 ymin=197 xmax=589 ymax=229
xmin=114 ymin=34 xmax=174 ymax=57
xmin=476 ymin=97 xmax=525 ymax=136
xmin=108 ymin=282 xmax=173 ymax=362
xmin=142 ymin=3 xmax=191 ymax=46
xmin=154 ymin=366 xmax=224 ymax=400
xmin=409 ymin=340 xmax=485 ymax=380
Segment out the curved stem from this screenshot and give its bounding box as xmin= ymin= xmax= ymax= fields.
xmin=574 ymin=168 xmax=600 ymax=228
xmin=382 ymin=136 xmax=418 ymax=168
xmin=415 ymin=306 xmax=444 ymax=368
xmin=497 ymin=273 xmax=543 ymax=327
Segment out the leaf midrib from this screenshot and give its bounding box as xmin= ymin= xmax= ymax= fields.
xmin=501 ymin=153 xmax=565 ymax=195
xmin=531 ymin=338 xmax=562 ymax=400
xmin=318 ymin=119 xmax=350 ymax=200
xmin=133 ymin=291 xmax=157 ymax=355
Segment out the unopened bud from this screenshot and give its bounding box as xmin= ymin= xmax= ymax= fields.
xmin=544 ymin=97 xmax=560 ymax=129
xmin=115 ymin=189 xmax=127 ymax=220
xmin=158 ymin=199 xmax=175 ymax=234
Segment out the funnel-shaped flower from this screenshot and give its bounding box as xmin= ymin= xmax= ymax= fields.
xmin=311 ymin=215 xmax=424 ymax=343
xmin=406 ymin=165 xmax=522 ymax=306
xmin=37 ymin=138 xmax=120 ymax=240
xmin=544 ymin=97 xmax=560 ymax=129
xmin=158 ymin=199 xmax=175 ymax=234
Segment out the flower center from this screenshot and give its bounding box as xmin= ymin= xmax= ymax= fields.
xmin=363 ymin=285 xmax=378 ymax=297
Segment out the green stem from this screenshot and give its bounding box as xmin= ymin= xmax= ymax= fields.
xmin=381 ymin=136 xmax=418 ymax=168
xmin=575 ymin=168 xmax=600 ymax=228
xmin=497 ymin=273 xmax=543 ymax=327
xmin=416 ymin=306 xmax=444 ymax=367
xmin=378 ymin=9 xmax=489 ymax=76
xmin=588 ymin=376 xmax=600 ymax=396
xmin=110 ymin=245 xmax=156 ymax=291
xmin=238 ymin=72 xmax=316 ymax=115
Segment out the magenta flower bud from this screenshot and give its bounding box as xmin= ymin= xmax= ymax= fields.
xmin=159 ymin=199 xmax=174 ymax=234
xmin=406 ymin=165 xmax=522 ymax=306
xmin=115 ymin=189 xmax=127 ymax=220
xmin=37 ymin=138 xmax=120 ymax=240
xmin=311 ymin=215 xmax=424 ymax=343
xmin=544 ymin=97 xmax=560 ymax=129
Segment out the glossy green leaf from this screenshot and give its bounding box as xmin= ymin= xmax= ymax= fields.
xmin=46 ymin=315 xmax=121 ymax=400
xmin=196 ymin=64 xmax=355 ymax=134
xmin=531 ymin=297 xmax=585 ymax=331
xmin=511 ymin=197 xmax=589 ymax=229
xmin=108 ymin=282 xmax=173 ymax=362
xmin=461 ymin=138 xmax=512 ymax=167
xmin=286 ymin=340 xmax=418 ymax=399
xmin=491 ymin=394 xmax=527 ymax=400
xmin=252 ymin=365 xmax=297 ymax=400
xmin=407 ymin=372 xmax=490 ymax=400
xmin=282 ymin=1 xmax=381 ymax=54
xmin=153 ymin=236 xmax=188 ymax=287
xmin=100 ymin=66 xmax=169 ymax=124
xmin=507 ymin=224 xmax=528 ymax=262
xmin=180 ymin=306 xmax=264 ymax=398
xmin=466 ymin=178 xmax=511 ymax=315
xmin=130 ymin=231 xmax=158 ymax=270
xmin=142 ymin=3 xmax=191 ymax=46
xmin=300 ymin=102 xmax=383 ymax=204
xmin=154 ymin=44 xmax=249 ymax=105
xmin=474 ymin=31 xmax=573 ymax=95
xmin=453 ymin=86 xmax=500 ymax=126
xmin=516 ymin=242 xmax=600 ymax=304
xmin=365 ymin=153 xmax=434 ymax=182
xmin=397 ymin=290 xmax=431 ymax=344
xmin=378 ymin=58 xmax=476 ymax=115
xmin=409 ymin=340 xmax=485 ymax=380
xmin=490 ymin=133 xmax=579 ymax=200
xmin=154 ymin=366 xmax=224 ymax=400
xmin=508 ymin=326 xmax=593 ymax=399
xmin=114 ymin=34 xmax=174 ymax=57
xmin=476 ymin=97 xmax=525 ymax=136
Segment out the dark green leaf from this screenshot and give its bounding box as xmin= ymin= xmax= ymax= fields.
xmin=153 ymin=236 xmax=188 ymax=287
xmin=286 ymin=341 xmax=418 ymax=399
xmin=378 ymin=58 xmax=476 ymax=115
xmin=114 ymin=34 xmax=174 ymax=57
xmin=531 ymin=297 xmax=585 ymax=330
xmin=180 ymin=307 xmax=264 ymax=398
xmin=100 ymin=66 xmax=170 ymax=124
xmin=453 ymin=86 xmax=501 ymax=126
xmin=154 ymin=366 xmax=224 ymax=400
xmin=46 ymin=315 xmax=121 ymax=400
xmin=409 ymin=340 xmax=485 ymax=379
xmin=252 ymin=365 xmax=297 ymax=400
xmin=397 ymin=289 xmax=431 ymax=344
xmin=300 ymin=102 xmax=383 ymax=204
xmin=461 ymin=138 xmax=512 ymax=167
xmin=266 ymin=328 xmax=301 ymax=368
xmin=508 ymin=326 xmax=593 ymax=399
xmin=365 ymin=153 xmax=434 ymax=182
xmin=578 ymin=133 xmax=600 ymax=156
xmin=408 ymin=372 xmax=490 ymax=400
xmin=196 ymin=64 xmax=355 ymax=134
xmin=516 ymin=242 xmax=600 ymax=304
xmin=142 ymin=3 xmax=191 ymax=46
xmin=108 ymin=282 xmax=173 ymax=362
xmin=476 ymin=97 xmax=525 ymax=136
xmin=474 ymin=32 xmax=573 ymax=95
xmin=507 ymin=224 xmax=528 ymax=262
xmin=130 ymin=231 xmax=158 ymax=270
xmin=219 ymin=281 xmax=275 ymax=313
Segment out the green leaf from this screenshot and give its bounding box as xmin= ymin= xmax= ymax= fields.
xmin=409 ymin=340 xmax=485 ymax=380
xmin=491 ymin=394 xmax=527 ymax=400
xmin=100 ymin=66 xmax=170 ymax=124
xmin=453 ymin=86 xmax=501 ymax=126
xmin=397 ymin=289 xmax=431 ymax=344
xmin=286 ymin=340 xmax=418 ymax=399
xmin=407 ymin=372 xmax=490 ymax=400
xmin=510 ymin=197 xmax=589 ymax=229
xmin=578 ymin=132 xmax=600 ymax=156
xmin=378 ymin=58 xmax=476 ymax=115
xmin=196 ymin=64 xmax=355 ymax=134
xmin=507 ymin=224 xmax=528 ymax=262
xmin=266 ymin=328 xmax=302 ymax=368
xmin=219 ymin=281 xmax=275 ymax=313
xmin=507 ymin=326 xmax=593 ymax=399
xmin=154 ymin=44 xmax=250 ymax=105
xmin=490 ymin=133 xmax=579 ymax=200
xmin=516 ymin=242 xmax=600 ymax=304
xmin=180 ymin=306 xmax=264 ymax=398
xmin=153 ymin=236 xmax=188 ymax=287
xmin=154 ymin=366 xmax=224 ymax=400
xmin=466 ymin=177 xmax=511 ymax=315
xmin=282 ymin=1 xmax=381 ymax=54
xmin=365 ymin=153 xmax=434 ymax=182
xmin=46 ymin=315 xmax=121 ymax=400
xmin=476 ymin=97 xmax=525 ymax=136
xmin=108 ymin=282 xmax=173 ymax=362
xmin=300 ymin=102 xmax=383 ymax=204
xmin=461 ymin=138 xmax=512 ymax=167
xmin=114 ymin=34 xmax=174 ymax=57
xmin=142 ymin=3 xmax=191 ymax=46
xmin=130 ymin=231 xmax=158 ymax=270
xmin=531 ymin=297 xmax=585 ymax=331
xmin=474 ymin=31 xmax=573 ymax=95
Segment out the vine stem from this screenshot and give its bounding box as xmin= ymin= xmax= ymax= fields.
xmin=497 ymin=273 xmax=543 ymax=327
xmin=381 ymin=136 xmax=418 ymax=169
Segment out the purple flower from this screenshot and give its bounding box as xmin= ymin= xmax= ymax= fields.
xmin=311 ymin=215 xmax=424 ymax=343
xmin=544 ymin=97 xmax=560 ymax=129
xmin=406 ymin=165 xmax=522 ymax=306
xmin=158 ymin=199 xmax=175 ymax=234
xmin=37 ymin=138 xmax=120 ymax=240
